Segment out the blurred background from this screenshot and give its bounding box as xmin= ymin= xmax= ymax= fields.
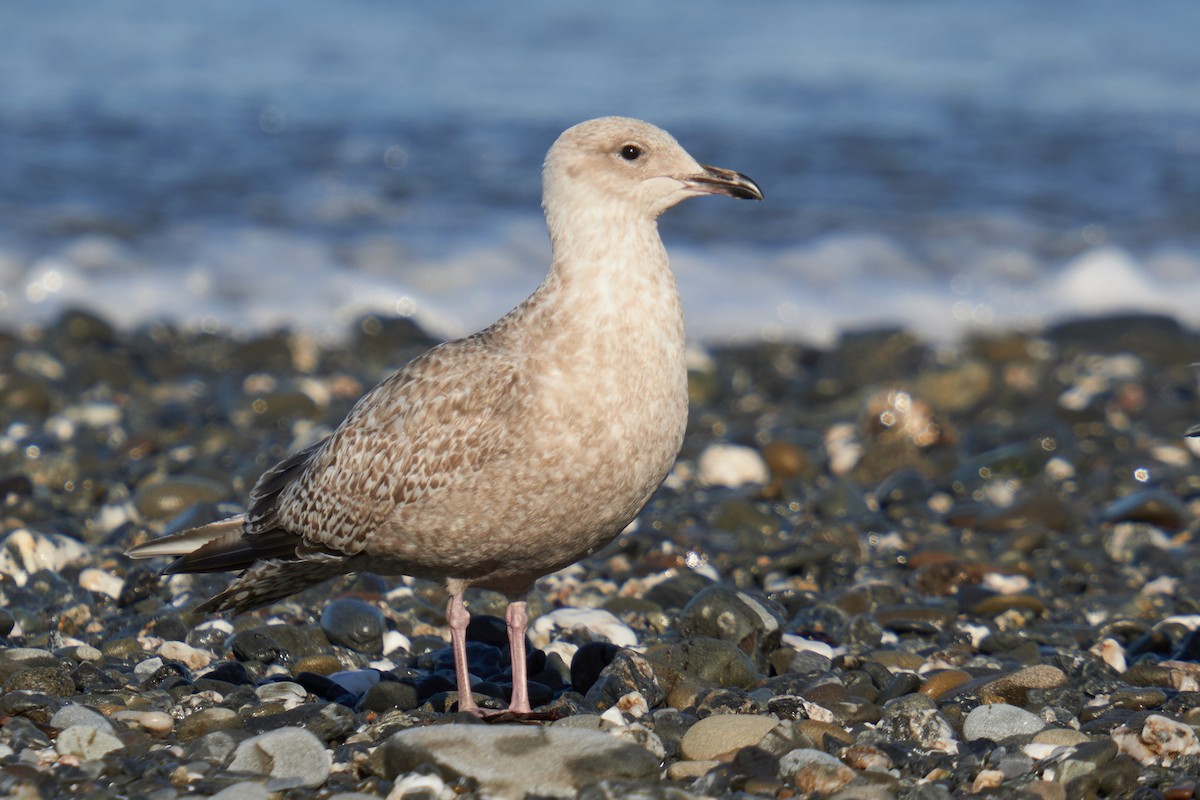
xmin=2 ymin=0 xmax=1198 ymax=344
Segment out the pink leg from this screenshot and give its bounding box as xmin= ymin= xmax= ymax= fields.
xmin=506 ymin=600 xmax=532 ymax=714
xmin=447 ymin=592 xmax=478 ymax=713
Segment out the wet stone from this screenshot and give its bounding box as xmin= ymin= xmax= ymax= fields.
xmin=676 ymin=586 xmax=783 ymax=669
xmin=3 ymin=665 xmax=75 ymax=697
xmin=320 ymin=598 xmax=386 ymax=654
xmin=228 ymin=726 xmax=332 ymax=789
xmin=962 ymin=703 xmax=1046 ymax=742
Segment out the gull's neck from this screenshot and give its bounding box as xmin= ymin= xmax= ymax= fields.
xmin=495 ymin=201 xmax=685 ymax=360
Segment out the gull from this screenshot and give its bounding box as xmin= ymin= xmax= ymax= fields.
xmin=127 ymin=117 xmax=762 ymax=715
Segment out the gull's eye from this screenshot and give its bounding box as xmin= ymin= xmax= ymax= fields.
xmin=619 ymin=144 xmax=643 ymax=161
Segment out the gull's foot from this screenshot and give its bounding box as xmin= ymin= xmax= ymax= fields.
xmin=449 ymin=694 xmax=561 ymax=723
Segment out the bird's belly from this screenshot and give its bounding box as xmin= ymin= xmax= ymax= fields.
xmin=369 ymin=377 xmax=685 ymax=590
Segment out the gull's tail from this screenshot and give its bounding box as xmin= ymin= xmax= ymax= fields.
xmin=126 ymin=516 xmax=352 ymax=613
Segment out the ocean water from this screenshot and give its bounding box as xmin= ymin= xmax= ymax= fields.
xmin=2 ymin=0 xmax=1199 ymax=344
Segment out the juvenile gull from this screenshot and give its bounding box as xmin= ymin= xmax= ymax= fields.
xmin=127 ymin=117 xmax=762 ymax=715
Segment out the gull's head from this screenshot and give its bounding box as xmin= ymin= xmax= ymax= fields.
xmin=543 ymin=117 xmax=762 ymax=222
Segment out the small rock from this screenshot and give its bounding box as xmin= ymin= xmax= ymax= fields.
xmin=1112 ymin=714 xmax=1200 ymax=766
xmin=178 ymin=707 xmax=243 ymax=741
xmin=256 ymin=681 xmax=309 ymax=709
xmin=320 ymin=598 xmax=385 ymax=654
xmin=159 ymin=640 xmax=214 ymax=670
xmin=78 ymin=567 xmax=124 ymax=598
xmin=679 ymin=714 xmax=780 ymax=761
xmin=529 ymin=608 xmax=639 ymax=649
xmin=780 ymin=748 xmax=856 ymax=794
xmin=50 ymin=704 xmax=114 ymax=733
xmin=963 ymin=703 xmax=1046 ymax=742
xmin=676 ymin=586 xmax=783 ymax=670
xmin=55 ymin=724 xmax=125 ymax=760
xmin=209 ymin=782 xmax=271 ymax=800
xmin=228 ymin=726 xmax=332 ymax=789
xmin=698 ymin=443 xmax=769 ymax=487
xmin=375 ymin=725 xmax=659 ymax=798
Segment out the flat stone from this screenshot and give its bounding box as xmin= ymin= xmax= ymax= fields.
xmin=209 ymin=782 xmax=270 ymax=800
xmin=375 ymin=724 xmax=659 ymax=799
xmin=228 ymin=726 xmax=332 ymax=788
xmin=666 ymin=760 xmax=719 ymax=780
xmin=50 ymin=704 xmax=114 ymax=733
xmin=55 ymin=724 xmax=125 ymax=760
xmin=679 ymin=713 xmax=780 ymax=761
xmin=963 ymin=703 xmax=1046 ymax=742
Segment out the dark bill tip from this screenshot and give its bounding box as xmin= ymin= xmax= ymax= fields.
xmin=686 ymin=164 xmax=764 ymax=201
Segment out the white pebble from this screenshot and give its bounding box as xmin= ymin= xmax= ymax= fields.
xmin=228 ymin=727 xmax=332 ymax=789
xmin=981 ymin=572 xmax=1030 ymax=595
xmin=1090 ymin=637 xmax=1127 ymax=673
xmin=62 ymin=402 xmax=122 ymax=427
xmin=50 ymin=705 xmax=113 ymax=733
xmin=256 ymin=681 xmax=309 ymax=709
xmin=527 ymin=608 xmax=638 ymax=649
xmin=387 ymin=771 xmax=447 ymax=800
xmin=1113 ymin=714 xmax=1200 ymax=766
xmin=781 ymin=634 xmax=834 ymax=660
xmin=824 ymin=423 xmax=863 ymax=476
xmin=0 ymin=529 xmax=88 ymax=586
xmin=159 ymin=640 xmax=214 ymax=670
xmin=133 ymin=657 xmax=165 ymax=680
xmin=78 ymin=568 xmax=124 ymax=599
xmin=210 ymin=782 xmax=271 ymax=800
xmin=382 ymin=629 xmax=410 ymax=656
xmin=697 ymin=443 xmax=769 ymax=488
xmin=55 ymin=725 xmax=124 ymax=760
xmin=113 ymin=710 xmax=174 ymax=735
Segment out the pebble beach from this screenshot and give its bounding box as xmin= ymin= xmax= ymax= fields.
xmin=2 ymin=308 xmax=1200 ymax=798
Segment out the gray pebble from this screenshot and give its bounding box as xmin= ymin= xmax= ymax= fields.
xmin=962 ymin=703 xmax=1046 ymax=741
xmin=375 ymin=726 xmax=659 ymax=798
xmin=320 ymin=598 xmax=385 ymax=654
xmin=50 ymin=704 xmax=114 ymax=733
xmin=55 ymin=724 xmax=125 ymax=760
xmin=228 ymin=726 xmax=332 ymax=789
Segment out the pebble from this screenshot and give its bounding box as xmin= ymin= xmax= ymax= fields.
xmin=375 ymin=725 xmax=660 ymax=799
xmin=697 ymin=442 xmax=770 ymax=487
xmin=528 ymin=607 xmax=639 ymax=649
xmin=319 ymin=598 xmax=386 ymax=654
xmin=50 ymin=704 xmax=114 ymax=733
xmin=228 ymin=726 xmax=332 ymax=789
xmin=209 ymin=782 xmax=271 ymax=800
xmin=159 ymin=640 xmax=214 ymax=670
xmin=779 ymin=748 xmax=856 ymax=794
xmin=676 ymin=585 xmax=782 ymax=669
xmin=678 ymin=714 xmax=780 ymax=760
xmin=1112 ymin=714 xmax=1200 ymax=766
xmin=55 ymin=724 xmax=125 ymax=760
xmin=255 ymin=680 xmax=310 ymax=708
xmin=78 ymin=567 xmax=124 ymax=598
xmin=962 ymin=703 xmax=1047 ymax=741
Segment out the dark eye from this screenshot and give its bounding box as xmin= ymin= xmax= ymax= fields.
xmin=619 ymin=144 xmax=643 ymax=161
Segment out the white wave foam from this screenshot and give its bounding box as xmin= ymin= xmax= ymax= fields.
xmin=2 ymin=222 xmax=1199 ymax=345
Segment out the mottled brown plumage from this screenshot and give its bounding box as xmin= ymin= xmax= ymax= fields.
xmin=127 ymin=117 xmax=762 ymax=714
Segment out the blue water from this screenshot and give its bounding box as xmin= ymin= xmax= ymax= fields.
xmin=2 ymin=0 xmax=1199 ymax=342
